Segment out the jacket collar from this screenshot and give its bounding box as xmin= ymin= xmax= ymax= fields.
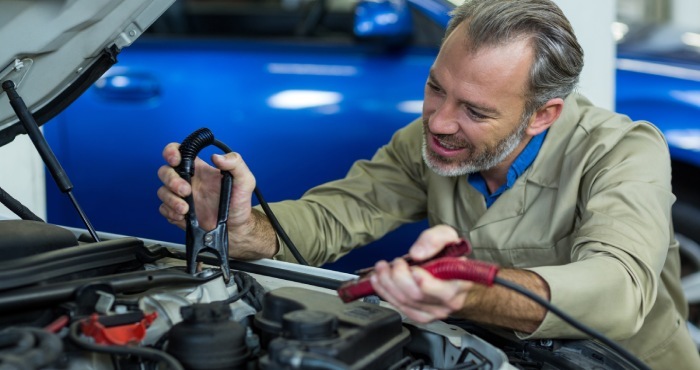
xmin=523 ymin=93 xmax=584 ymax=188
xmin=470 ymin=93 xmax=584 ymax=228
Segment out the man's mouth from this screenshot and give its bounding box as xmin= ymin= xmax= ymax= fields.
xmin=430 ymin=135 xmax=466 ymax=157
xmin=436 ymin=138 xmax=462 ymax=150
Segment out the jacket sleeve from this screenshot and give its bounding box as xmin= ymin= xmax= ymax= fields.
xmin=257 ymin=119 xmax=429 ymax=266
xmin=521 ymin=120 xmax=675 ymax=340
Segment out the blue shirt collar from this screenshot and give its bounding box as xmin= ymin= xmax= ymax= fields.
xmin=468 ymin=130 xmax=548 ymax=207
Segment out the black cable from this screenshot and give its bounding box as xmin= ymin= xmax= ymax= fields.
xmin=254 ymin=187 xmax=309 ymax=265
xmin=224 ymin=272 xmax=253 ymax=304
xmin=213 ymin=138 xmax=309 ymax=265
xmin=493 ymin=277 xmax=651 ymax=370
xmin=223 ymin=271 xmax=265 ymax=312
xmin=69 ymin=320 xmax=184 ymax=370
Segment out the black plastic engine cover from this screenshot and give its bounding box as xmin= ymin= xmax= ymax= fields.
xmin=255 ymin=287 xmax=410 ymax=370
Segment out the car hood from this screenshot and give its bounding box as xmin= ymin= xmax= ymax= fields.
xmin=0 ymin=0 xmax=173 ymax=147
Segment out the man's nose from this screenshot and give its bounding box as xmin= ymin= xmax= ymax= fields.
xmin=428 ymin=102 xmax=460 ymax=135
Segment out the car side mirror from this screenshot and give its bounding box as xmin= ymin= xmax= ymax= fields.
xmin=353 ymin=0 xmax=412 ymax=45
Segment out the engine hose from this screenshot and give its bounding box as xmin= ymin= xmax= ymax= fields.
xmin=0 ymin=327 xmax=63 ymax=370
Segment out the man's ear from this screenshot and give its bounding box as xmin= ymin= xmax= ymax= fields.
xmin=526 ymin=98 xmax=564 ymax=136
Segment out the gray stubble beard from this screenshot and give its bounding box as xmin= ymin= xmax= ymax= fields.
xmin=421 ymin=116 xmax=530 ymax=177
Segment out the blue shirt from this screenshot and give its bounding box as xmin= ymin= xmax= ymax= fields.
xmin=468 ymin=130 xmax=547 ymax=208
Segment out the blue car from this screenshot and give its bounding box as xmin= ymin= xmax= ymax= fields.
xmin=44 ymin=0 xmax=700 ymax=278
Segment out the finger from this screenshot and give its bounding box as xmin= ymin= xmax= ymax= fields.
xmin=159 ymin=203 xmax=185 ymax=228
xmin=413 ymin=268 xmax=473 ymax=312
xmin=409 ymin=224 xmax=461 ymax=261
xmin=374 ymin=267 xmax=454 ymax=323
xmin=211 ymin=152 xmax=257 ymax=224
xmin=162 ymin=143 xmax=182 ymax=167
xmin=157 ymin=165 xmax=191 ymax=198
xmin=157 ymin=186 xmax=189 ymax=215
xmin=211 ymin=152 xmax=256 ymax=192
xmin=372 ymin=259 xmax=423 ymax=306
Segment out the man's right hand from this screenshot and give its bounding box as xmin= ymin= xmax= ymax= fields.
xmin=157 ymin=142 xmax=279 ymax=260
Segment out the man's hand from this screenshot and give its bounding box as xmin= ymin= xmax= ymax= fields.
xmin=369 ymin=225 xmax=474 ymax=323
xmin=157 ymin=143 xmax=278 ymax=260
xmin=369 ymin=225 xmax=549 ymax=332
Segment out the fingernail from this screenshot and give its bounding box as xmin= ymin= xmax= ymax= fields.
xmin=413 ymin=247 xmax=427 ymax=259
xmin=178 ymin=185 xmax=188 ymax=196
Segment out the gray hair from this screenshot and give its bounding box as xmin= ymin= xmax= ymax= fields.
xmin=445 ymin=0 xmax=584 ymax=117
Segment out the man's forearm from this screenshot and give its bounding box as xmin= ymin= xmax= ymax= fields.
xmin=229 ymin=208 xmax=279 ymax=260
xmin=456 ymin=268 xmax=550 ymax=333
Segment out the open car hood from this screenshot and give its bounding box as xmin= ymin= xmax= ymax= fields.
xmin=0 ymin=0 xmax=173 ymax=147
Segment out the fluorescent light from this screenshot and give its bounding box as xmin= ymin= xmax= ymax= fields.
xmin=267 ymin=90 xmax=342 ymax=110
xmin=682 ymin=32 xmax=700 ymax=48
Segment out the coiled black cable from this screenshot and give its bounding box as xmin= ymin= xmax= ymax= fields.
xmin=177 ymin=127 xmax=308 ymax=265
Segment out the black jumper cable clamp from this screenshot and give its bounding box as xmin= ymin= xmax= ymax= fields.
xmin=176 ymin=128 xmax=233 ymax=283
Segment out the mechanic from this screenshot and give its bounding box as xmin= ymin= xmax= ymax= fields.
xmin=157 ymin=0 xmax=700 ymax=368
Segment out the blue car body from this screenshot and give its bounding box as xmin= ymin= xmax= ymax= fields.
xmin=43 ymin=0 xmax=700 ymax=273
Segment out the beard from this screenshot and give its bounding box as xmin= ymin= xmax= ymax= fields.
xmin=421 ymin=115 xmax=530 ymax=177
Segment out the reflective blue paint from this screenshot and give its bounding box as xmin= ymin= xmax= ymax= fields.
xmin=354 ymin=0 xmax=413 ymax=38
xmin=44 ymin=32 xmax=437 ymax=272
xmin=408 ymin=0 xmax=453 ymax=26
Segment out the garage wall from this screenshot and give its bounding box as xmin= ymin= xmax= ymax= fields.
xmin=673 ymin=0 xmax=700 ymax=29
xmin=555 ymin=0 xmax=616 ymax=111
xmin=0 ymin=134 xmax=46 ymax=219
xmin=0 ymin=0 xmax=618 ymax=221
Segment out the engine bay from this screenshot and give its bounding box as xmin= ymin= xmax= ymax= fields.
xmin=0 ymin=228 xmax=642 ymax=370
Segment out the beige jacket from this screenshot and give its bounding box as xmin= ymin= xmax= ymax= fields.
xmin=265 ymin=94 xmax=700 ymax=368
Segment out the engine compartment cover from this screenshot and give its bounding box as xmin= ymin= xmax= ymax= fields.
xmin=0 ymin=0 xmax=173 ymax=145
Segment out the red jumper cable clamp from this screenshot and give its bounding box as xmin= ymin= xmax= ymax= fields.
xmin=337 ymin=239 xmax=499 ymax=303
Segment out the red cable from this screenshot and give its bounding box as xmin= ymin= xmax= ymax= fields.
xmin=44 ymin=315 xmax=70 ymax=333
xmin=337 ymin=257 xmax=499 ymax=303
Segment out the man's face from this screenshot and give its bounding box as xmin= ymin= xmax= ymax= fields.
xmin=422 ymin=22 xmax=535 ymax=177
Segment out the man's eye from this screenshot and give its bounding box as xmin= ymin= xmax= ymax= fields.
xmin=428 ymin=83 xmax=442 ymax=93
xmin=468 ymin=108 xmax=488 ymax=120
